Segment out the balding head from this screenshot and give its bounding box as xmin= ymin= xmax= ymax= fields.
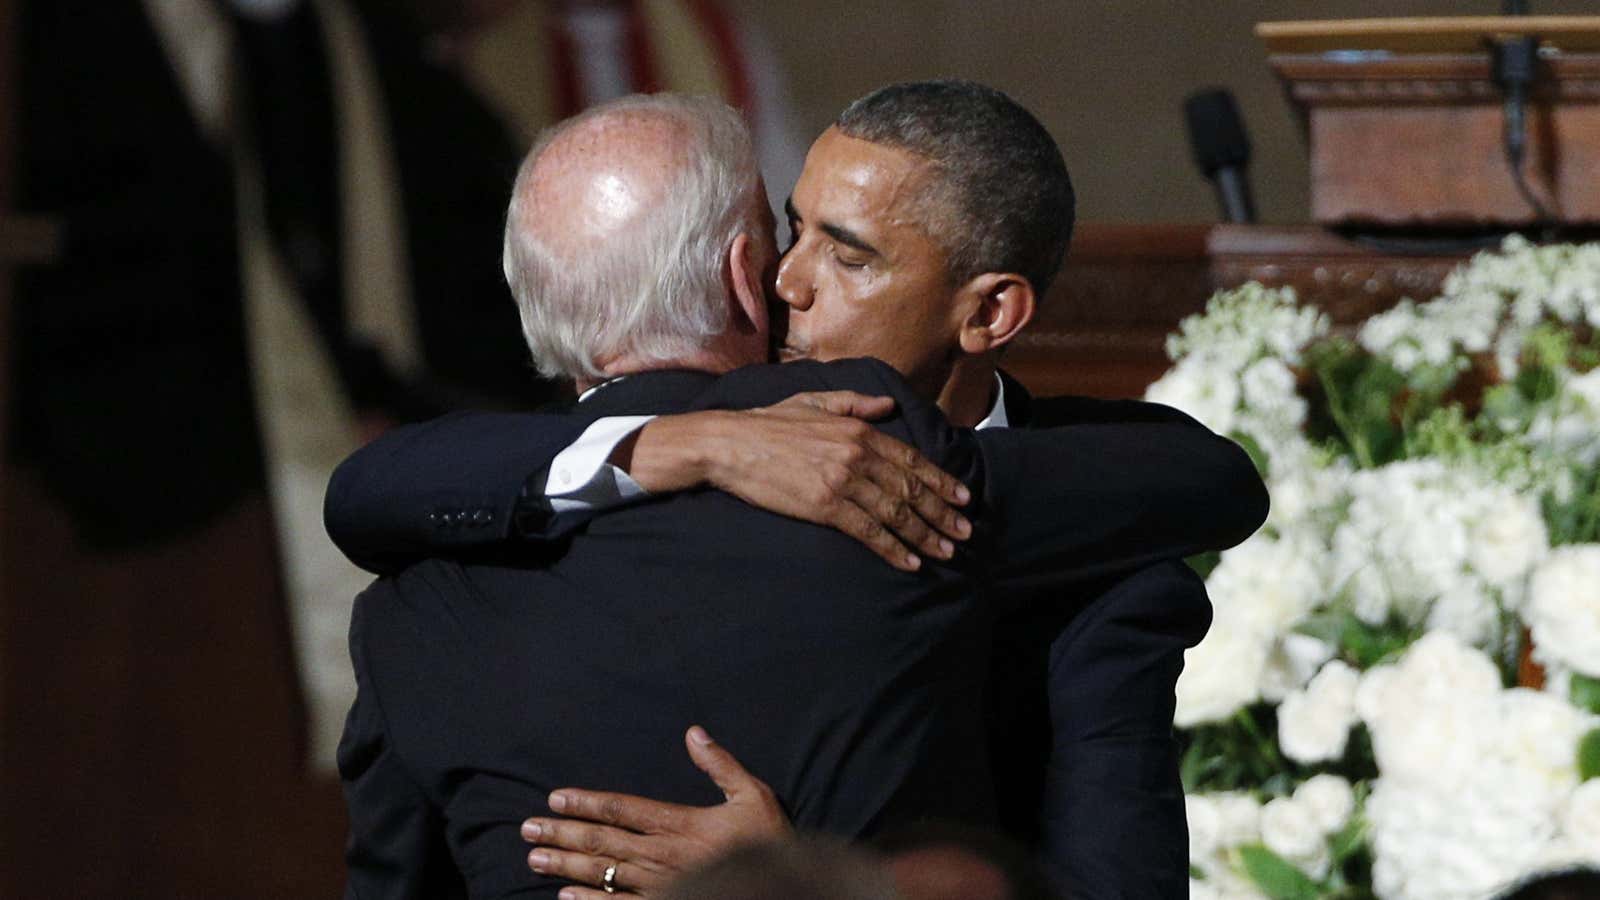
xmin=504 ymin=94 xmax=772 ymax=383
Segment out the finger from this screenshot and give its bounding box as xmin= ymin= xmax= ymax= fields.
xmin=522 ymin=818 xmax=652 ymax=865
xmin=549 ymin=788 xmax=687 ymax=836
xmin=867 ymin=450 xmax=972 ymax=546
xmin=779 ymin=391 xmax=895 ymax=420
xmin=683 ymin=726 xmax=761 ymax=801
xmin=840 ymin=461 xmax=951 ymax=562
xmin=557 ymin=888 xmax=643 ymax=900
xmin=528 ymin=849 xmax=666 ymax=894
xmin=864 ymin=430 xmax=972 ymax=509
xmin=829 ymin=499 xmax=920 ymax=572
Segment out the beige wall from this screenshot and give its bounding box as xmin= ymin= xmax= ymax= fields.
xmin=729 ymin=0 xmax=1597 ymax=224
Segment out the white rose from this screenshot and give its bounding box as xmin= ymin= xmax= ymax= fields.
xmin=1425 ymin=577 xmax=1500 ymax=647
xmin=1526 ymin=545 xmax=1600 ymax=678
xmin=1260 ymin=796 xmax=1328 ymax=875
xmin=1277 ymin=660 xmax=1360 ymax=764
xmin=1354 ymin=664 xmax=1397 ymax=727
xmin=1469 ymin=495 xmax=1548 ymax=588
xmin=1357 ymin=634 xmax=1502 ymax=787
xmin=1213 ymin=792 xmax=1262 ymax=847
xmin=1560 ymin=779 xmax=1600 ymax=860
xmin=1176 ymin=624 xmax=1269 ymax=728
xmin=1145 ymin=355 xmax=1239 ymax=436
xmin=1187 ymin=794 xmax=1221 ymax=863
xmin=1492 ymin=689 xmax=1592 ymax=797
xmin=1259 ymin=633 xmax=1335 ymax=702
xmin=1207 ymin=533 xmax=1323 ymax=641
xmin=1294 ymin=774 xmax=1355 ymax=835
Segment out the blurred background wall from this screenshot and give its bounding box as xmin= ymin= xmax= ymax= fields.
xmin=471 ymin=0 xmax=1598 ymax=224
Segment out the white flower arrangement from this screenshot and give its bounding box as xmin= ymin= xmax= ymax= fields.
xmin=1149 ymin=239 xmax=1600 ymax=899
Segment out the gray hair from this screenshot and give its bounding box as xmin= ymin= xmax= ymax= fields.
xmin=503 ymin=94 xmax=762 ymax=380
xmin=836 ymin=80 xmax=1075 ymax=296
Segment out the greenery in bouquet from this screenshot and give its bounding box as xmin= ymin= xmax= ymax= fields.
xmin=1144 ymin=238 xmax=1600 ymax=900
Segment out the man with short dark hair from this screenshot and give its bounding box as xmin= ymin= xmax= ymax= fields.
xmin=330 ymin=81 xmax=1261 ymax=898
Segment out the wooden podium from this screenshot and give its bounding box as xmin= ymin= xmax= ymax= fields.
xmin=1011 ymin=18 xmax=1600 ymax=401
xmin=1258 ymin=17 xmax=1600 ymax=227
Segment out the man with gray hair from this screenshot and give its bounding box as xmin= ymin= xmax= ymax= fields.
xmin=337 ymin=92 xmax=1260 ymax=899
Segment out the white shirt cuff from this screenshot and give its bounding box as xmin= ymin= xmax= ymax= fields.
xmin=543 ymin=415 xmax=657 ymax=514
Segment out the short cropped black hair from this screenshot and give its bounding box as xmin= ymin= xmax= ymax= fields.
xmin=836 ymin=80 xmax=1075 ymax=295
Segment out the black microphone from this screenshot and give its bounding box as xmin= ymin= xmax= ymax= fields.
xmin=1184 ymin=88 xmax=1256 ymax=224
xmin=1492 ymin=0 xmax=1552 ymax=221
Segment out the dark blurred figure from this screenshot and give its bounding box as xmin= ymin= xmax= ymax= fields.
xmin=655 ymin=828 xmax=1061 ymax=900
xmin=1497 ymin=868 xmax=1600 ymax=900
xmin=2 ymin=1 xmax=557 ymax=897
xmin=877 ymin=823 xmax=1061 ymax=900
xmin=657 ymin=838 xmax=900 ymax=900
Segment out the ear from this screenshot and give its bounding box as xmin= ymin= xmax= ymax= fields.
xmin=955 ymin=272 xmax=1036 ymax=355
xmin=727 ymin=231 xmax=769 ymax=336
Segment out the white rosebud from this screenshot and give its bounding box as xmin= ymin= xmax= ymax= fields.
xmin=1277 ymin=660 xmax=1360 ymax=764
xmin=1293 ymin=774 xmax=1355 ymax=835
xmin=1260 ymin=796 xmax=1327 ymax=873
xmin=1526 ymin=545 xmax=1600 ymax=678
xmin=1176 ymin=625 xmax=1269 ymax=728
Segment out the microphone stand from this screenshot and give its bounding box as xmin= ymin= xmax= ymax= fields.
xmin=1492 ymin=0 xmax=1555 ymax=228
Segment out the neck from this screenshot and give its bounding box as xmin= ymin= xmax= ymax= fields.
xmin=937 ymin=354 xmax=1000 ymax=428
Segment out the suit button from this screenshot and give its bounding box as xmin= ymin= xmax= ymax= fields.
xmin=471 ymin=509 xmax=493 ymax=526
xmin=428 ymin=511 xmax=444 ymax=528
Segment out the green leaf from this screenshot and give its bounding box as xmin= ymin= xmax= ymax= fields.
xmin=1292 ymin=611 xmax=1347 ymax=647
xmin=1238 ymin=844 xmax=1322 ymax=900
xmin=1328 ymin=812 xmax=1369 ymax=865
xmin=1230 ymin=430 xmax=1271 ymax=479
xmin=1573 ymin=674 xmax=1600 ymax=716
xmin=1336 ymin=612 xmax=1413 ymax=669
xmin=1187 ymin=550 xmax=1223 ymax=581
xmin=1579 ymin=728 xmax=1600 ymax=781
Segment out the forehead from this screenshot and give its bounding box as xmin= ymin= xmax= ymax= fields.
xmin=794 ymin=127 xmax=936 ymax=236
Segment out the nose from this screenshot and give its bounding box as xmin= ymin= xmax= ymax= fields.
xmin=774 ymin=245 xmax=811 ymax=311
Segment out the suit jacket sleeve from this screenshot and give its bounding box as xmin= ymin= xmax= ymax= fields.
xmin=1019 ymin=392 xmax=1270 ymax=552
xmin=339 ymin=590 xmax=465 ymax=900
xmin=1031 ymin=561 xmax=1204 ymax=899
xmin=324 ymin=411 xmax=590 ymax=574
xmin=974 ymin=415 xmax=1267 ymax=594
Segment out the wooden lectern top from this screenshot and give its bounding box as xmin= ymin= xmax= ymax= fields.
xmin=1257 ymin=17 xmax=1600 ymax=55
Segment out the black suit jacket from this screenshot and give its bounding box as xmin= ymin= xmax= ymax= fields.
xmin=338 ymin=359 xmax=1262 ymax=899
xmin=987 ymin=372 xmax=1221 ymax=898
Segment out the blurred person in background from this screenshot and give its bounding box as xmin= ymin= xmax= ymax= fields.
xmin=3 ymin=0 xmax=563 ymax=895
xmin=459 ymin=0 xmax=806 ymax=229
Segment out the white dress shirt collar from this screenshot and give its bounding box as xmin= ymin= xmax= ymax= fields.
xmin=973 ymin=373 xmax=1009 ymax=431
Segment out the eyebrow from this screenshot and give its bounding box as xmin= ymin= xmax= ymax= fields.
xmin=785 ymin=196 xmax=880 ymax=257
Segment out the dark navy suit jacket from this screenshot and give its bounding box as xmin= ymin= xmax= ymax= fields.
xmin=329 ymin=360 xmax=1267 ymax=899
